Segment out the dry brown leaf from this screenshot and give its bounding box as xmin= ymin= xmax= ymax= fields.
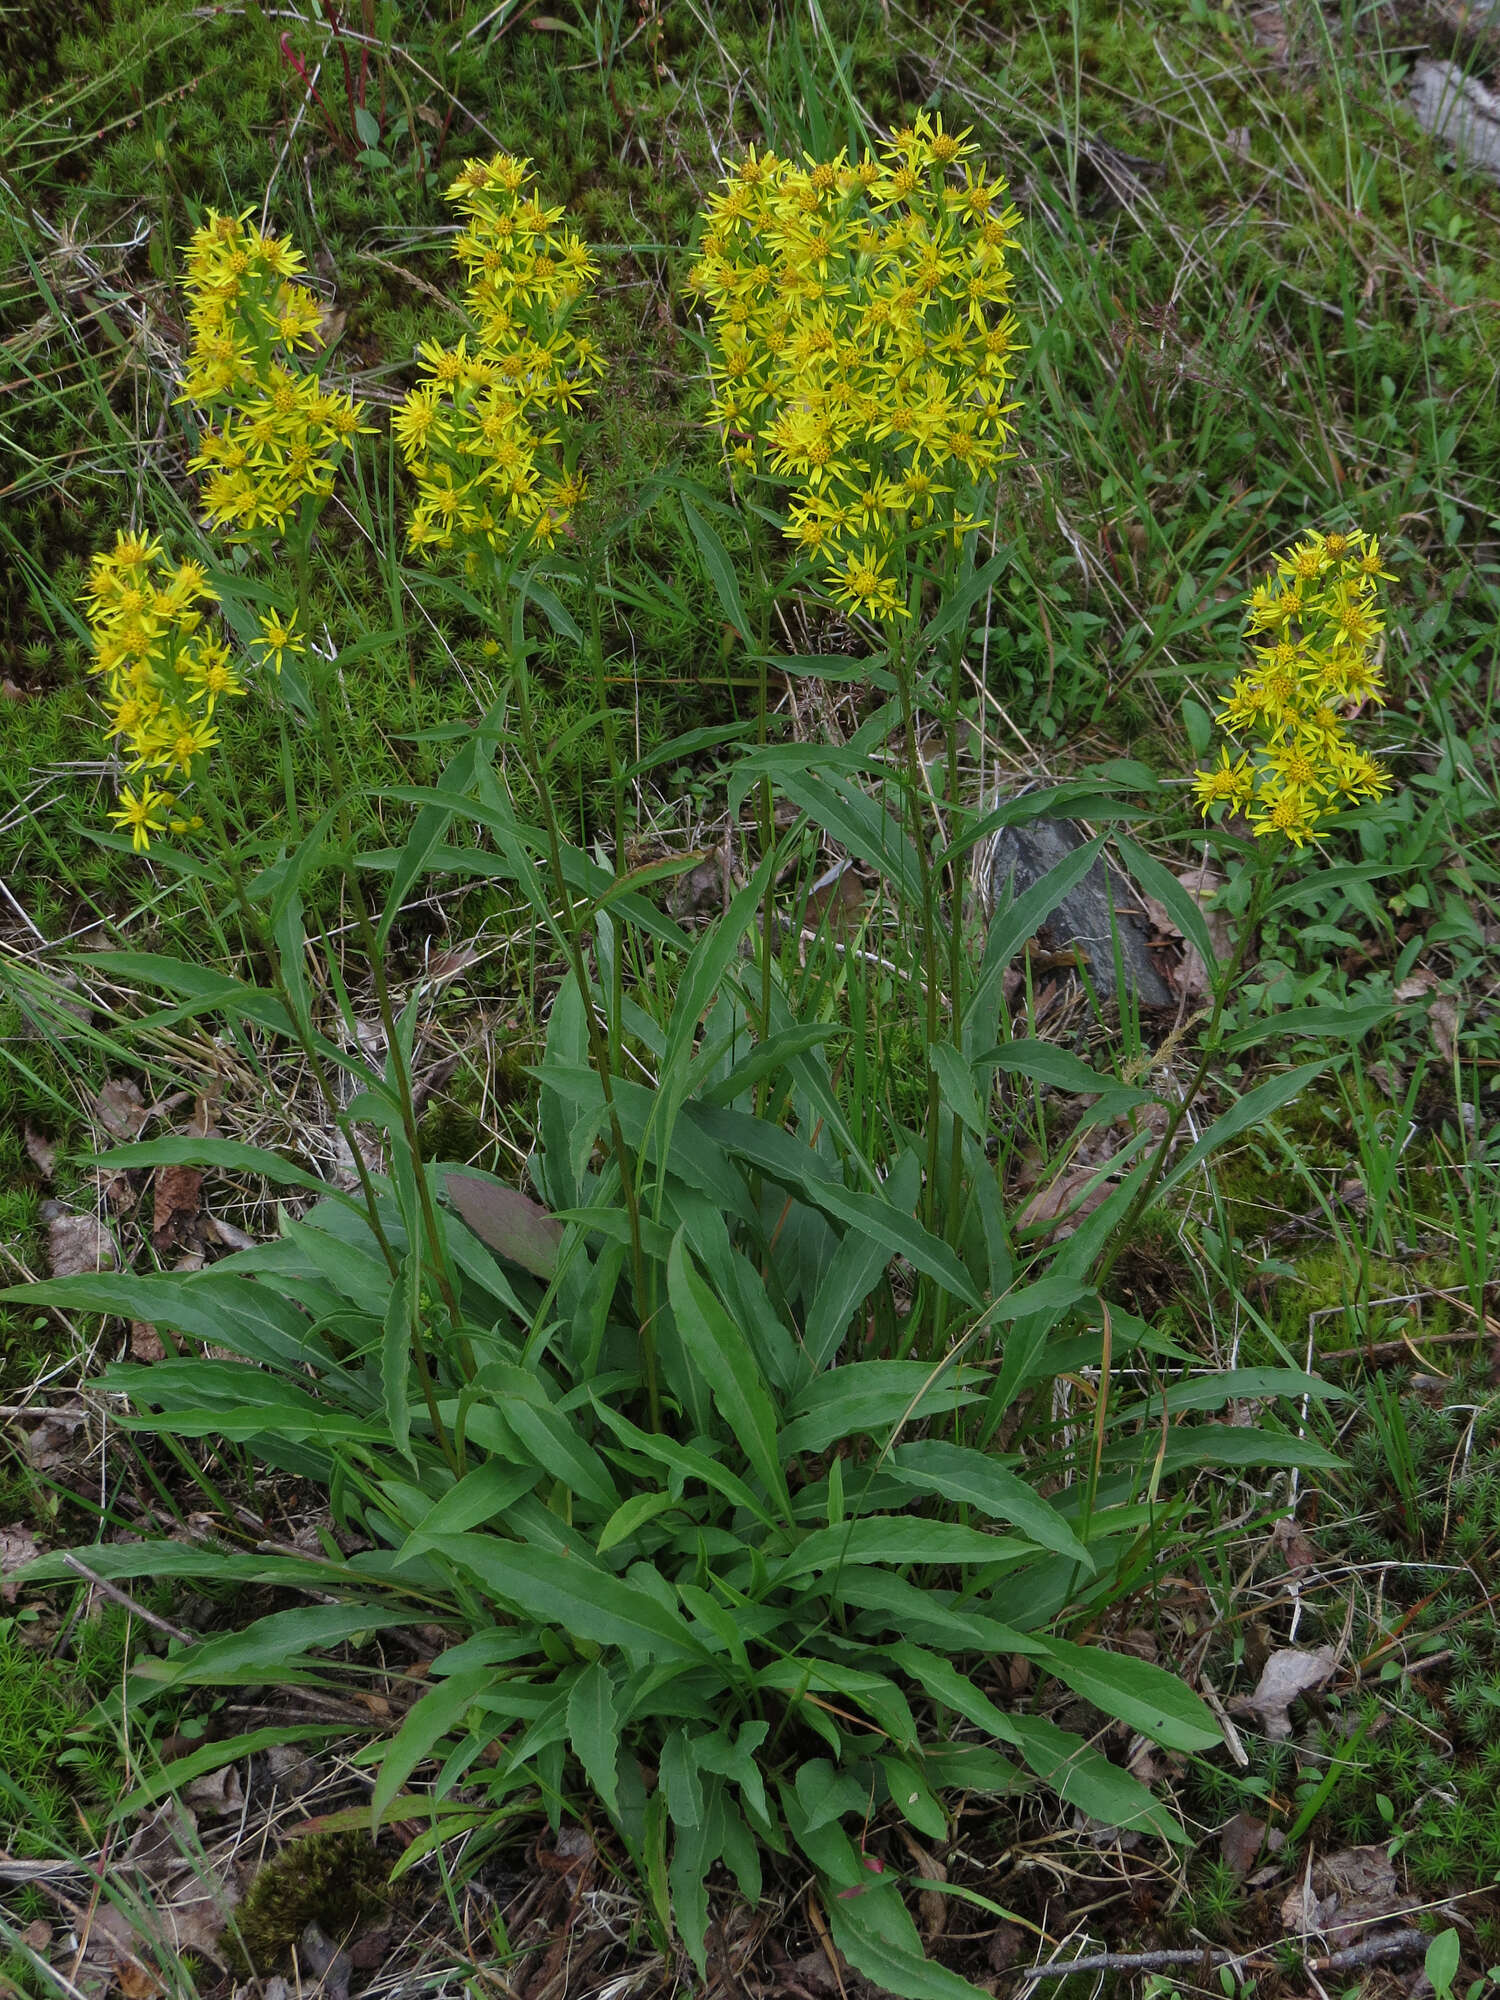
xmin=93 ymin=1078 xmax=148 ymax=1142
xmin=113 ymin=1956 xmax=163 ymax=2000
xmin=150 ymin=1164 xmax=203 ymax=1252
xmin=208 ymin=1214 xmax=257 ymax=1253
xmin=130 ymin=1323 xmax=166 ymax=1362
xmin=23 ymin=1412 xmax=85 ymax=1472
xmin=48 ymin=1211 xmax=116 ymax=1279
xmin=181 ymin=1765 xmax=244 ymax=1816
xmin=1235 ymin=1644 xmax=1337 ymax=1739
xmin=894 ymin=1829 xmax=947 ymax=1942
xmin=1018 ymin=1162 xmax=1117 ymax=1239
xmin=1273 ymin=1516 xmax=1323 ymax=1572
xmin=665 ymin=845 xmax=740 ymax=924
xmin=1 ymin=1523 xmax=41 ymax=1604
xmin=1394 ymin=968 xmax=1440 ymax=1003
xmin=19 ymin=1920 xmax=52 ymax=1951
xmin=423 ymin=944 xmax=478 ymax=984
xmin=1248 ymin=1 xmax=1288 ymax=54
xmin=1281 ymin=1844 xmax=1417 ymax=1941
xmin=24 ymin=1127 xmax=57 ymax=1179
xmin=1221 ymin=1811 xmax=1268 ymax=1877
xmin=122 ymin=1803 xmax=239 ymax=1963
xmin=1429 ymin=993 xmax=1459 ymax=1065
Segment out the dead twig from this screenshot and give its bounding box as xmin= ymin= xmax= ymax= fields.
xmin=1017 ymin=1927 xmax=1427 ymax=1986
xmin=60 ymin=1553 xmax=195 ymax=1645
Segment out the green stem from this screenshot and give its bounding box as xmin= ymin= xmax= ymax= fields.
xmin=289 ymin=534 xmax=464 ymax=1466
xmin=507 ymin=641 xmax=662 ymax=1433
xmin=1093 ymin=855 xmax=1279 ymax=1294
xmin=586 ymin=574 xmax=627 ymax=1078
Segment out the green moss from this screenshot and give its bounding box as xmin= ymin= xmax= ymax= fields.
xmin=229 ymin=1832 xmax=396 ymax=1974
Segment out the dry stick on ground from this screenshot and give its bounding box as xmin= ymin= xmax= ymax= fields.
xmin=60 ymin=1553 xmax=194 ymax=1645
xmin=1016 ymin=1926 xmax=1428 ymax=1986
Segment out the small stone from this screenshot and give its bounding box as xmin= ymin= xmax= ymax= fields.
xmin=973 ymin=806 xmax=1174 ymax=1007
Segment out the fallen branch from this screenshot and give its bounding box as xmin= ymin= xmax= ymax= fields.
xmin=1016 ymin=1927 xmax=1426 ymax=1985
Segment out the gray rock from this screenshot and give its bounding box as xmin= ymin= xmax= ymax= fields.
xmin=1409 ymin=58 xmax=1500 ymax=179
xmin=974 ymin=809 xmax=1174 ymax=1008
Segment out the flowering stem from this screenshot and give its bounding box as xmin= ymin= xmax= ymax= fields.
xmin=505 ymin=633 xmax=662 ymax=1434
xmin=585 ymin=573 xmax=627 ymax=1076
xmin=1093 ymin=855 xmax=1279 ymax=1295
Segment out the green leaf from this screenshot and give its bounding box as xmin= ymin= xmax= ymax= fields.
xmin=1115 ymin=833 xmax=1219 ymax=978
xmin=686 ymin=1103 xmax=978 ymax=1304
xmin=79 ymin=1136 xmax=353 ymax=1207
xmin=667 ymin=1233 xmax=791 ymax=1517
xmin=779 ymin=1361 xmax=981 ymax=1458
xmin=960 ymin=840 xmax=1106 ymax=1055
xmin=680 ymin=494 xmax=751 ymax=644
xmin=1156 ymin=1061 xmax=1327 ymax=1200
xmin=1129 ymin=1366 xmax=1348 ymax=1420
xmin=596 ymin=1490 xmax=678 ymax=1555
xmin=140 ymin=1604 xmax=401 ymax=1688
xmin=664 ymin=852 xmax=778 ymax=1079
xmin=660 ymin=1726 xmax=704 ymax=1829
xmin=880 ymin=1756 xmax=948 ymax=1839
xmin=380 ymin=1259 xmax=415 ymax=1465
xmin=1037 ymin=1638 xmax=1221 ymax=1752
xmin=591 ymin=1399 xmax=779 ymax=1529
xmin=114 ymin=1724 xmax=348 ymax=1818
xmin=567 ymin=1661 xmax=621 ymax=1818
xmin=928 ymin=1042 xmax=986 ymax=1138
xmin=1005 ymin=1712 xmax=1183 ymax=1842
xmin=830 ymin=1568 xmax=1045 ymax=1657
xmin=426 ymin=1535 xmax=704 ymax=1661
xmin=667 ymin=1772 xmax=723 ymax=1976
xmin=1222 ymin=1001 xmax=1395 ymax=1053
xmin=398 ymin=1460 xmax=539 ymax=1558
xmin=919 ymin=1745 xmax=1024 ymax=1795
xmin=829 ymin=1893 xmax=992 ymax=2000
xmin=758 ymin=1657 xmax=918 ymax=1748
xmin=977 ymin=1042 xmax=1143 ymax=1103
xmin=1424 ymin=1929 xmax=1461 ymax=1999
xmin=889 ymin=1642 xmax=1020 ymax=1746
xmin=887 ymin=1443 xmax=1092 ymax=1567
xmin=774 ymin=1517 xmax=1029 ymax=1583
xmin=372 ymin=1666 xmax=496 ymax=1827
xmin=800 ymin=1217 xmax=895 ymax=1378
xmin=919 ymin=548 xmax=1008 ymax=654
xmin=1139 ymin=1426 xmax=1343 ymax=1473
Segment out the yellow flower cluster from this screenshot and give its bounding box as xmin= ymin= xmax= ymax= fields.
xmin=83 ymin=532 xmax=307 ymax=851
xmin=395 ymin=153 xmax=602 ymax=566
xmin=689 ymin=115 xmax=1023 ymax=624
xmin=83 ymin=532 xmax=236 ymax=850
xmin=177 ymin=210 xmax=370 ymax=536
xmin=1192 ymin=529 xmax=1396 ymax=846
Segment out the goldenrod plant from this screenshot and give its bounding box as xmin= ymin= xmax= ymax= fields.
xmin=21 ymin=149 xmax=1396 ymax=2000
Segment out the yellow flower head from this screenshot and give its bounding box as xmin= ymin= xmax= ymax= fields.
xmin=1193 ymin=528 xmax=1397 ymax=848
xmin=177 ymin=210 xmax=368 ymax=539
xmin=398 ymin=154 xmax=598 ymax=568
xmin=691 ymin=140 xmax=1023 ymax=623
xmin=82 ymin=531 xmax=278 ymax=846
